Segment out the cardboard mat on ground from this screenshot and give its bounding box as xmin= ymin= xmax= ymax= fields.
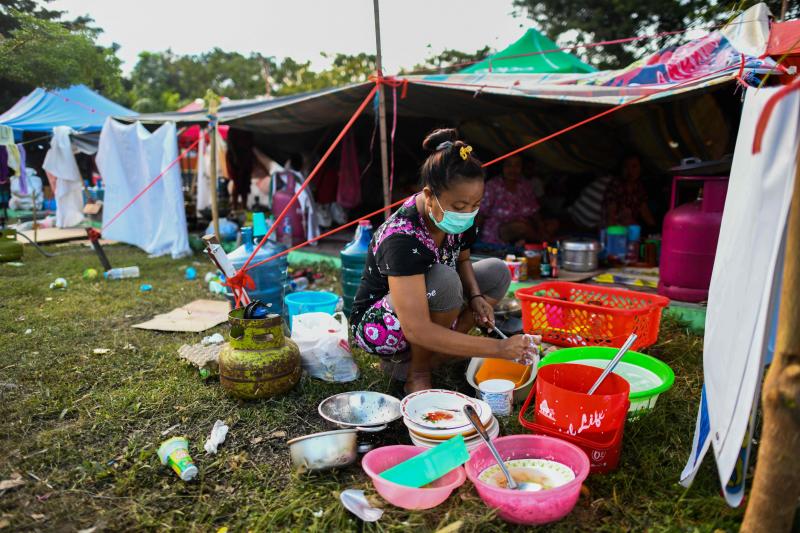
xmin=133 ymin=299 xmax=229 ymax=332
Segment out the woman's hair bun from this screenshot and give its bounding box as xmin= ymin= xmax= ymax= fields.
xmin=422 ymin=128 xmax=458 ymax=152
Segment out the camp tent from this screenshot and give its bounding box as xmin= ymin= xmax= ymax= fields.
xmin=460 ymin=28 xmax=596 ymax=74
xmin=128 ymin=29 xmax=770 ymax=175
xmin=0 ymin=84 xmax=135 ymax=137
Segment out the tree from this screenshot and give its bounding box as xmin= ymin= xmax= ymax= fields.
xmin=0 ymin=2 xmax=123 ymax=110
xmin=127 ymin=50 xmax=377 ymax=111
xmin=403 ymin=46 xmax=492 ymax=74
xmin=511 ymin=0 xmax=799 ymax=69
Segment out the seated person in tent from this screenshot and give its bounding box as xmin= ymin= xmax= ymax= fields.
xmin=604 ymin=154 xmax=657 ymax=228
xmin=350 ymin=129 xmax=537 ymax=393
xmin=478 ymin=155 xmax=552 ymax=245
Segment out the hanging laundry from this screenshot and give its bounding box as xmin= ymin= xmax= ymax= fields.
xmin=16 ymin=144 xmax=28 ymax=196
xmin=0 ymin=146 xmax=8 ymax=185
xmin=271 ymin=168 xmax=319 ymax=244
xmin=225 ymin=128 xmax=253 ymax=209
xmin=196 ymin=128 xmax=229 ymax=216
xmin=96 ymin=118 xmax=190 ymax=258
xmin=0 ymin=125 xmax=14 ymax=146
xmin=336 ymin=131 xmax=361 ymax=209
xmin=196 ymin=130 xmax=209 ymax=215
xmin=42 ymin=126 xmax=85 ymax=228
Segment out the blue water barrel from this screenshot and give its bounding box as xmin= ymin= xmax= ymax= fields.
xmin=340 ymin=220 xmax=373 ymax=316
xmin=226 ymin=227 xmax=289 ymax=314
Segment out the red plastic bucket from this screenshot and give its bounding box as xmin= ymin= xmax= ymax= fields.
xmin=534 ymin=364 xmax=630 ymax=438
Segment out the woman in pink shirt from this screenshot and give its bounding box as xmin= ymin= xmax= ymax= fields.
xmin=479 ymin=155 xmax=547 ymax=245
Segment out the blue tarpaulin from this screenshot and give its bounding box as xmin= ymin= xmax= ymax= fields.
xmin=0 ymin=85 xmax=135 ymax=135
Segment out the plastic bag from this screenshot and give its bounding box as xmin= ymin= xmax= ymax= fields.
xmin=291 ymin=312 xmax=359 ymax=382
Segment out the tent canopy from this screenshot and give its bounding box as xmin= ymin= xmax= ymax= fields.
xmin=0 ymin=84 xmax=135 ymax=134
xmin=460 ymin=28 xmax=596 ymax=75
xmin=127 ymin=25 xmax=774 ymax=174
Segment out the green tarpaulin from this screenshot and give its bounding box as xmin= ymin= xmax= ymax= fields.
xmin=461 ymin=28 xmax=596 ymax=75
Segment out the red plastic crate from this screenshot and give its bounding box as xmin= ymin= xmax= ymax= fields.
xmin=515 ymin=282 xmax=669 ymax=350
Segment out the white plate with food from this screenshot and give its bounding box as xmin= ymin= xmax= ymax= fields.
xmin=401 ymin=389 xmax=483 ymax=431
xmin=403 ymin=398 xmax=493 ymax=439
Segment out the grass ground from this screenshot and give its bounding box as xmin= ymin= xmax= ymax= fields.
xmin=0 ymin=243 xmax=745 ymax=532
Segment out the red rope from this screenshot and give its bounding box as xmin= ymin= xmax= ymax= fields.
xmin=236 ymin=65 xmax=734 ymax=275
xmin=245 ymin=198 xmax=409 ymax=271
xmin=753 ymin=76 xmax=800 ymax=153
xmin=226 ymin=84 xmax=378 ymax=307
xmin=102 ymin=137 xmax=200 ymax=231
xmin=406 ymin=19 xmax=757 ymax=75
xmin=480 ymin=64 xmax=734 ymax=168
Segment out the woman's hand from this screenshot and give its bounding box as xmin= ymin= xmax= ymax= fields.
xmin=470 ymin=295 xmax=495 ymax=327
xmin=498 ymin=334 xmax=542 ymax=364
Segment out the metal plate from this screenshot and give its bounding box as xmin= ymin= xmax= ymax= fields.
xmin=318 ymin=391 xmax=402 ymax=428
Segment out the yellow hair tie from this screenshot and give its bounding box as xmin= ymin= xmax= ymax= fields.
xmin=459 ymin=145 xmax=473 ymax=161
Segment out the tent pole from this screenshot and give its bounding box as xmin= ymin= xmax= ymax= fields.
xmin=741 ymin=150 xmax=800 ymax=532
xmin=373 ymin=0 xmax=391 ymax=220
xmin=206 ymin=90 xmax=221 ymax=241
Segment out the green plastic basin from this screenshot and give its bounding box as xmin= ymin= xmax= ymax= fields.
xmin=538 ymin=347 xmax=675 ymax=419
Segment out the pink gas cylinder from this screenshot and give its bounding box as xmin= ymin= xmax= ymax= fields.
xmin=658 ymin=176 xmax=728 ymax=302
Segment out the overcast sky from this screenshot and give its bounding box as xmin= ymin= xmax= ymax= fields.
xmin=50 ymin=0 xmax=530 ymax=75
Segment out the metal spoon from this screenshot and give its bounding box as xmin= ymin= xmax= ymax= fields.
xmin=587 ymin=333 xmax=638 ymax=395
xmin=463 ymin=405 xmax=541 ymax=492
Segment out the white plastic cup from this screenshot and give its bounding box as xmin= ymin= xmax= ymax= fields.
xmin=479 ymin=378 xmax=515 ymax=417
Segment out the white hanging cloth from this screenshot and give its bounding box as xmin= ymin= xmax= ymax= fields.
xmin=680 ymin=86 xmax=799 ymax=506
xmin=97 ymin=118 xmax=190 ymax=258
xmin=42 ymin=126 xmax=85 ymax=228
xmin=196 ymin=131 xmax=210 ymax=215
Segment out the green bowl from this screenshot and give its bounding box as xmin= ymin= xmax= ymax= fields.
xmin=538 ymin=347 xmax=675 ymax=419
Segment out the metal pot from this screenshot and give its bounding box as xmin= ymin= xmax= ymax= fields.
xmin=562 ymin=238 xmax=600 ymax=272
xmin=287 ymin=429 xmax=358 ymax=471
xmin=318 ymin=391 xmax=401 ymax=432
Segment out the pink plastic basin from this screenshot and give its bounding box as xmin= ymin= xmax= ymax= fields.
xmin=362 ymin=445 xmax=466 ymax=510
xmin=465 ymin=435 xmax=590 ymax=525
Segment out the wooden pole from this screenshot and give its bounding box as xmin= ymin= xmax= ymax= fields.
xmin=373 ymin=0 xmax=391 ymax=220
xmin=205 ymin=90 xmax=221 ymax=241
xmin=781 ymin=0 xmax=788 ymax=21
xmin=741 ymin=152 xmax=800 ymax=532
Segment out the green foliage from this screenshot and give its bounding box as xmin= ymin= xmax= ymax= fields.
xmin=512 ymin=0 xmax=800 ymax=69
xmin=128 ymin=49 xmax=376 ymax=112
xmin=0 ymin=3 xmax=123 ymax=110
xmin=403 ymin=46 xmax=492 ymax=74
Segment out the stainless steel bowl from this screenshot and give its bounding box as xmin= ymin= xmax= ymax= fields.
xmin=287 ymin=429 xmax=358 ymax=471
xmin=318 ymin=391 xmax=401 ymax=431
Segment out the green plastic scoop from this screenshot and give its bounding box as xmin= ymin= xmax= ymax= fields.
xmin=379 ymin=435 xmax=469 ymax=488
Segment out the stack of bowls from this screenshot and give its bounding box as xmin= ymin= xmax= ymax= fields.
xmin=400 ymin=389 xmax=499 ymax=451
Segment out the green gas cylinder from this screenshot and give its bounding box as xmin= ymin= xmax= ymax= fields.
xmin=219 ymin=309 xmax=301 ymax=400
xmin=0 ymin=229 xmax=23 ymax=262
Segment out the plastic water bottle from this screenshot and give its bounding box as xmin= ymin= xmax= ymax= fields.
xmin=104 ymin=266 xmax=140 ymax=280
xmin=290 ymin=277 xmax=309 ymax=292
xmin=281 ymin=218 xmax=293 ymax=248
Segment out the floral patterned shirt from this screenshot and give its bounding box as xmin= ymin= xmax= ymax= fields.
xmin=349 ymin=194 xmax=478 ymax=328
xmin=480 ymin=177 xmax=540 ymax=244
